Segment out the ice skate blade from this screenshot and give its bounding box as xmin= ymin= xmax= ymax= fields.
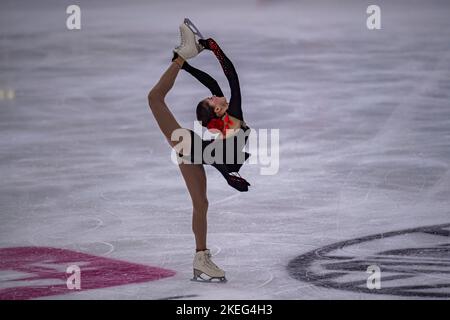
xmin=183 ymin=18 xmax=205 ymax=52
xmin=183 ymin=18 xmax=204 ymax=39
xmin=191 ymin=276 xmax=227 ymax=283
xmin=191 ymin=270 xmax=227 ymax=283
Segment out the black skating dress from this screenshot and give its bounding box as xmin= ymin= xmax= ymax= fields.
xmin=178 ymin=38 xmax=251 ymax=191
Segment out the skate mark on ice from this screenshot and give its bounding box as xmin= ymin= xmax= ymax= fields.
xmin=313 ymin=50 xmax=450 ymax=160
xmin=254 ymin=271 xmax=274 ymax=289
xmin=288 ymin=223 xmax=450 ymax=298
xmin=97 ymin=241 xmax=115 ymax=256
xmin=209 ymin=193 xmax=241 ymax=206
xmin=87 ymin=217 xmax=104 ymax=231
xmin=157 ymin=294 xmax=198 ymax=300
xmin=210 ymin=245 xmax=221 ymax=257
xmin=62 ymin=241 xmax=117 ymax=258
xmin=272 ymin=282 xmax=318 ymax=297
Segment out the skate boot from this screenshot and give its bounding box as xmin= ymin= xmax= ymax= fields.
xmin=192 ymin=249 xmax=227 ymax=283
xmin=174 ymin=21 xmax=204 ymax=60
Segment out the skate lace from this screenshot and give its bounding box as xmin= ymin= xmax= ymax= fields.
xmin=205 ymin=252 xmax=220 ymax=270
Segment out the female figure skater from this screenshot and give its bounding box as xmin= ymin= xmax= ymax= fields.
xmin=148 ymin=22 xmax=251 ymax=282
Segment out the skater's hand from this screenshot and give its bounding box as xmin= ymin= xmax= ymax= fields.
xmin=226 ymin=174 xmax=250 ymax=192
xmin=198 ymin=38 xmax=216 ymax=50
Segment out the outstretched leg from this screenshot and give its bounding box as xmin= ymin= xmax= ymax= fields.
xmin=148 ymin=59 xmax=208 ymax=250
xmin=148 ymin=59 xmax=185 ymax=147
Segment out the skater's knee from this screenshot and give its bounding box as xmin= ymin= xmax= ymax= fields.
xmin=193 ymin=198 xmax=208 ymax=213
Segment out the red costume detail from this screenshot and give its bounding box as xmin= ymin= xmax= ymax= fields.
xmin=207 ymin=113 xmax=234 ymax=136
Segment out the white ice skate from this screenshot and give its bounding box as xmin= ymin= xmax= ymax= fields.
xmin=174 ymin=18 xmax=204 ymax=60
xmin=192 ymin=249 xmax=227 ymax=283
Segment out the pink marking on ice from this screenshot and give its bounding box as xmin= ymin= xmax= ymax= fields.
xmin=0 ymin=247 xmax=176 ymax=300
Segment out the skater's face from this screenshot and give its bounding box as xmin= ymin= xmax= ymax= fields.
xmin=203 ymin=96 xmax=228 ymax=117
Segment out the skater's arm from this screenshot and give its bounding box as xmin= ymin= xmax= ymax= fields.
xmin=182 ymin=61 xmax=224 ymax=97
xmin=149 ymin=57 xmax=185 ymax=100
xmin=199 ymin=38 xmax=243 ymax=121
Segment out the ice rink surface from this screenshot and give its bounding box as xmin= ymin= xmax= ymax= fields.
xmin=1 ymin=0 xmax=449 ymax=299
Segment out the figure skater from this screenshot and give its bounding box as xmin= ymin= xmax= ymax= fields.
xmin=148 ymin=21 xmax=251 ymax=282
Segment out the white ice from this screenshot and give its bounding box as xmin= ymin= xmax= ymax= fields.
xmin=0 ymin=0 xmax=449 ymax=299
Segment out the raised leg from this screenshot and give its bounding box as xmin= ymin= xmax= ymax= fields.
xmin=148 ymin=60 xmax=185 ymax=148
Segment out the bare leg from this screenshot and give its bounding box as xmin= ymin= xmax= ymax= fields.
xmin=179 ymin=163 xmax=208 ymax=250
xmin=148 ymin=60 xmax=184 ymax=147
xmin=148 ymin=60 xmax=209 ymax=250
